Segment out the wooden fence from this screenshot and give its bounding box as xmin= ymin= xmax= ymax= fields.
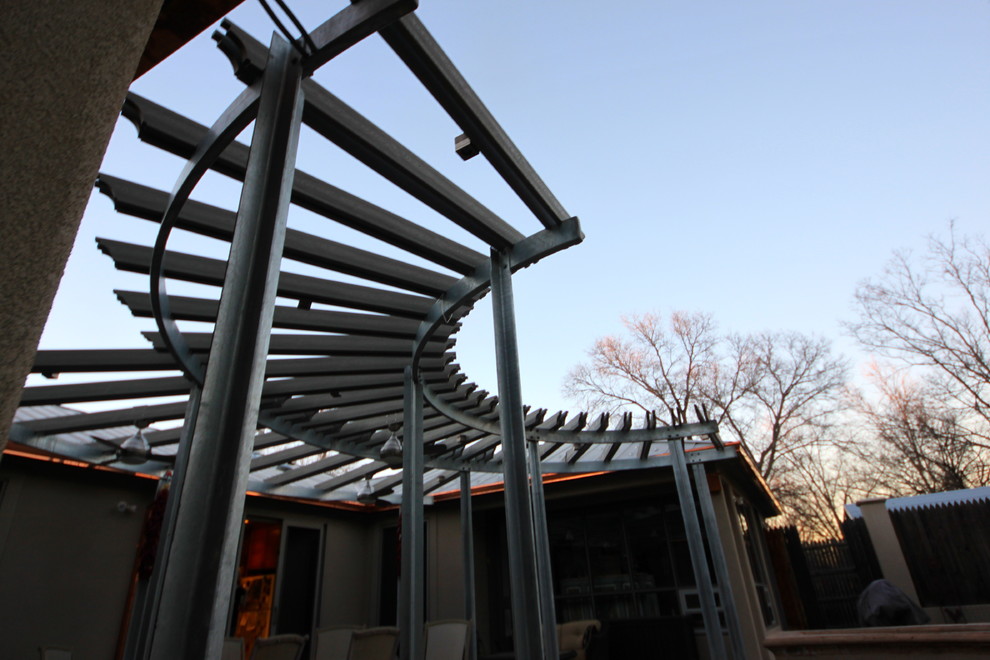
xmin=800 ymin=536 xmax=866 ymax=628
xmin=889 ymin=498 xmax=990 ymax=607
xmin=765 ymin=521 xmax=881 ymax=630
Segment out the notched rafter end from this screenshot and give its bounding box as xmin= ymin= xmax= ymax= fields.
xmin=455 ymin=133 xmax=480 ymax=161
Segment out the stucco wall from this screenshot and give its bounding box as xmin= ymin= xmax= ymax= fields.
xmin=0 ymin=458 xmax=156 ymax=660
xmin=318 ymin=514 xmax=376 ymax=627
xmin=427 ymin=507 xmax=467 ymax=621
xmin=0 ymin=0 xmax=164 ymax=454
xmin=0 ymin=456 xmax=382 ymax=658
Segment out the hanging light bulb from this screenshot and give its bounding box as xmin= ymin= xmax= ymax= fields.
xmin=119 ymin=424 xmax=150 ymax=465
xmin=357 ymin=476 xmax=376 ymax=504
xmin=379 ymin=427 xmax=403 ymax=467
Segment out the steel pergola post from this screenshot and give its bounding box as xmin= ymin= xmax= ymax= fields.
xmin=490 ymin=248 xmax=545 ymax=660
xmin=145 ymin=34 xmax=303 ymax=660
xmin=460 ymin=469 xmax=478 ymax=660
xmin=669 ymin=439 xmax=728 ymax=660
xmin=692 ymin=464 xmax=746 ymax=660
xmin=400 ymin=366 xmax=425 ymax=660
xmin=125 ymin=386 xmax=201 ymax=660
xmin=528 ymin=439 xmax=559 ymax=660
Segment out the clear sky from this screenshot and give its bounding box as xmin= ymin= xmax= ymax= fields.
xmin=37 ymin=0 xmax=990 ymax=417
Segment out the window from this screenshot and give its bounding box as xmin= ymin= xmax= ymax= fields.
xmin=549 ymin=502 xmax=696 ymax=622
xmin=737 ymin=503 xmax=776 ymax=626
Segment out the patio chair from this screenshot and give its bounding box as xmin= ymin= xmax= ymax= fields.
xmin=315 ymin=624 xmax=364 ymax=660
xmin=557 ymin=620 xmax=600 ymax=660
xmin=424 ymin=619 xmax=471 ymax=660
xmin=251 ymin=634 xmax=308 ymax=660
xmin=347 ymin=626 xmax=399 ymax=660
xmin=222 ymin=637 xmax=245 ymax=660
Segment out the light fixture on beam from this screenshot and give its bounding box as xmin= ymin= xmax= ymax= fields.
xmin=119 ymin=422 xmax=151 ymax=465
xmin=378 ymin=422 xmax=403 ymax=468
xmin=357 ymin=476 xmax=376 ymax=504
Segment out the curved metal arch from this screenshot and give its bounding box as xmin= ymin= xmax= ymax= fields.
xmin=148 ymin=82 xmax=263 ymax=386
xmin=409 ymin=217 xmax=583 ymax=375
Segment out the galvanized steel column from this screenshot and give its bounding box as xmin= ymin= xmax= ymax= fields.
xmin=401 ymin=366 xmax=425 ymax=660
xmin=146 ymin=35 xmax=303 ymax=660
xmin=125 ymin=386 xmax=201 ymax=659
xmin=460 ymin=470 xmax=478 ymax=660
xmin=669 ymin=440 xmax=727 ymax=660
xmin=692 ymin=464 xmax=746 ymax=660
xmin=490 ymin=248 xmax=544 ymax=660
xmin=527 ymin=440 xmax=559 ymax=660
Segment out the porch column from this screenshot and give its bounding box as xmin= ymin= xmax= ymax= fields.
xmin=125 ymin=387 xmax=201 ymax=659
xmin=147 ymin=35 xmax=303 ymax=660
xmin=692 ymin=464 xmax=746 ymax=660
xmin=528 ymin=440 xmax=559 ymax=660
xmin=856 ymin=498 xmax=920 ymax=602
xmin=401 ymin=366 xmax=425 ymax=660
xmin=460 ymin=470 xmax=478 ymax=660
xmin=669 ymin=440 xmax=727 ymax=660
xmin=490 ymin=248 xmax=545 ymax=660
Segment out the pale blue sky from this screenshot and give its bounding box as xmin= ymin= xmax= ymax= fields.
xmin=39 ymin=1 xmax=990 ymax=416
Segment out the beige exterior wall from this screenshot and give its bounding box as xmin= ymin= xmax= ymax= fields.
xmin=0 ymin=458 xmax=157 ymax=660
xmin=426 ymin=506 xmax=467 ymax=621
xmin=712 ymin=479 xmax=778 ymax=660
xmin=318 ymin=516 xmax=376 ymax=627
xmin=0 ymin=456 xmax=381 ymax=658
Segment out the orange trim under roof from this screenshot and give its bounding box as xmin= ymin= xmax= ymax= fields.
xmin=432 ymin=470 xmax=611 ymax=502
xmin=4 ymin=445 xmax=159 ymax=479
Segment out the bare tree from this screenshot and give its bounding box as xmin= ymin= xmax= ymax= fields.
xmin=771 ymin=439 xmax=879 ymax=540
xmin=565 ymin=311 xmax=718 ymax=420
xmin=565 ymin=312 xmax=849 ymax=490
xmin=715 ymin=331 xmax=849 ymax=480
xmin=848 ymin=226 xmax=990 ymax=446
xmin=850 ymin=364 xmax=990 ymax=496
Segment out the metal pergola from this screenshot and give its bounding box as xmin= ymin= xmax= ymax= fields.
xmin=11 ymin=3 xmax=755 ymax=659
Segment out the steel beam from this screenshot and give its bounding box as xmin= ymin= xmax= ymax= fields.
xmin=115 ymin=290 xmax=455 ymax=337
xmin=210 ymin=22 xmax=523 ymax=249
xmin=125 ymin=386 xmax=200 ymax=660
xmin=31 ymin=349 xmax=177 ymax=373
xmin=99 ymin=239 xmax=436 ymax=318
xmin=423 ymin=377 xmax=715 ymax=445
xmin=97 ymin=174 xmax=456 ymax=297
xmin=527 ymin=440 xmax=559 ymax=660
xmin=460 ymin=470 xmax=478 ymax=660
xmin=490 ymin=248 xmax=544 ymax=660
xmin=400 ymin=366 xmax=425 ymax=660
xmin=142 ymin=331 xmax=450 ymax=357
xmin=380 ymin=15 xmax=570 ymax=230
xmin=146 ymin=35 xmax=303 ymax=660
xmin=411 ymin=218 xmax=583 ymax=370
xmin=669 ymin=439 xmax=727 ymax=660
xmin=122 ymin=93 xmax=483 ymax=274
xmin=692 ymin=464 xmax=746 ymax=660
xmin=301 ymin=0 xmax=417 ymax=74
